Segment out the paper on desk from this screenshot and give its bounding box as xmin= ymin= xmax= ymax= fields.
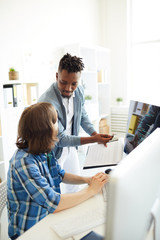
xmin=83 ymin=140 xmax=123 ymax=168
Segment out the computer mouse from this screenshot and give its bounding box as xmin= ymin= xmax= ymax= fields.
xmin=105 ymin=168 xmax=112 ymax=174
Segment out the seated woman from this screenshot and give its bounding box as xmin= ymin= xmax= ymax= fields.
xmin=7 ymin=102 xmax=109 ymax=240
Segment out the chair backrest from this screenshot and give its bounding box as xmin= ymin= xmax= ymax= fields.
xmin=0 ymin=180 xmax=7 ymax=216
xmin=0 ymin=180 xmax=7 ymax=239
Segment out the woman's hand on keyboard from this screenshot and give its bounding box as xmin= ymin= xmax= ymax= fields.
xmin=54 ymin=172 xmax=109 ymax=213
xmin=89 ymin=172 xmax=109 ymax=195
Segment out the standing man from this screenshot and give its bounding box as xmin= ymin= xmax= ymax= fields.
xmin=38 ymin=53 xmax=112 ymax=193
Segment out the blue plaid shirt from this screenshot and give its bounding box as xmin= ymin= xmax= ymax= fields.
xmin=7 ymin=149 xmax=65 ymax=238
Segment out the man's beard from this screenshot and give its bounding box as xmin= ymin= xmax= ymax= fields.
xmin=61 ymin=92 xmax=73 ymax=99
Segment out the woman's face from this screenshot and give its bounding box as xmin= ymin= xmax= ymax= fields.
xmin=52 ymin=109 xmax=58 ymax=137
xmin=54 ymin=120 xmax=58 ymax=134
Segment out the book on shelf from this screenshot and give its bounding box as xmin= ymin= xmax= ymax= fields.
xmin=97 ymin=70 xmax=103 ymax=83
xmin=3 ymin=84 xmax=24 ymax=108
xmin=22 ymin=84 xmax=27 ymax=106
xmin=3 ymin=85 xmax=14 ymax=108
xmin=135 ymin=102 xmax=143 ymax=115
xmin=128 ymin=114 xmax=139 ymax=134
xmin=13 ymin=85 xmax=18 ymax=107
xmin=30 ymin=85 xmax=38 ymax=104
xmin=16 ymin=84 xmax=23 ymax=107
xmin=25 ymin=83 xmax=38 ymax=105
xmin=141 ymin=103 xmax=149 ymax=115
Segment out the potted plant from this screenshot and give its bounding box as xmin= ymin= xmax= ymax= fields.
xmin=85 ymin=95 xmax=92 ymax=105
xmin=85 ymin=95 xmax=92 ymax=101
xmin=9 ymin=68 xmax=19 ymax=80
xmin=116 ymin=97 xmax=123 ymax=106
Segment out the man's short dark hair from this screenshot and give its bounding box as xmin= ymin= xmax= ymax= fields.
xmin=58 ymin=53 xmax=84 ymax=73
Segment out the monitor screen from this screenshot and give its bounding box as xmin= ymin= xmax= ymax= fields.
xmin=124 ymin=100 xmax=160 ymax=154
xmin=105 ymin=128 xmax=160 ymax=240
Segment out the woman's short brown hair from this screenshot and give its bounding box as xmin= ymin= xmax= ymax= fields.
xmin=16 ymin=102 xmax=58 ymax=154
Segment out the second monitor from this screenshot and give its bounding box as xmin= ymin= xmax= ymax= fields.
xmin=105 ymin=128 xmax=160 ymax=240
xmin=124 ymin=100 xmax=160 ymax=154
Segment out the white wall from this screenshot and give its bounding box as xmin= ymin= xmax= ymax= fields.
xmin=129 ymin=0 xmax=160 ymax=106
xmin=0 ymin=0 xmax=128 ymax=106
xmin=101 ymin=0 xmax=128 ymax=106
xmin=0 ymin=0 xmax=104 ymax=82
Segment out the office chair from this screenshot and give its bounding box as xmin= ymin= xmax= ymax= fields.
xmin=0 ymin=180 xmax=9 ymax=240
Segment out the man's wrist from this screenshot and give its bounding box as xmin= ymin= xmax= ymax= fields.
xmin=91 ymin=131 xmax=97 ymax=136
xmin=90 ymin=135 xmax=97 ymax=143
xmin=80 ymin=135 xmax=97 ymax=145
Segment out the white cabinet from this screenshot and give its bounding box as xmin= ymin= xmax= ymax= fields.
xmin=63 ymin=43 xmax=111 ymax=129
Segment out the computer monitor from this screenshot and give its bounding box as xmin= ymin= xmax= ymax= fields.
xmin=124 ymin=100 xmax=160 ymax=154
xmin=105 ymin=128 xmax=160 ymax=240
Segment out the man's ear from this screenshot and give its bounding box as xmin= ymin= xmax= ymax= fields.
xmin=56 ymin=72 xmax=58 ymax=81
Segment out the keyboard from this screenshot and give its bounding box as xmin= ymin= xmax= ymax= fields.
xmin=51 ymin=204 xmax=106 ymax=239
xmin=102 ymin=183 xmax=109 ymax=202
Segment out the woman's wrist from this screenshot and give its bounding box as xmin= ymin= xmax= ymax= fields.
xmin=87 ymin=184 xmax=97 ymax=196
xmin=84 ymin=177 xmax=92 ymax=185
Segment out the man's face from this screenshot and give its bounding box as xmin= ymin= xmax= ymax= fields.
xmin=56 ymin=70 xmax=80 ymax=98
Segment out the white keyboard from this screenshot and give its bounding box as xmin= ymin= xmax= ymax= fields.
xmin=102 ymin=183 xmax=109 ymax=202
xmin=51 ymin=206 xmax=106 ymax=239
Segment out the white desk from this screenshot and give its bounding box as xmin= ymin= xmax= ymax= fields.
xmin=17 ymin=193 xmax=106 ymax=240
xmin=17 ymin=167 xmax=109 ymax=240
xmin=16 ymin=165 xmax=154 ymax=240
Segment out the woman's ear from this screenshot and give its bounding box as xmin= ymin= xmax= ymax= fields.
xmin=56 ymin=72 xmax=58 ymax=81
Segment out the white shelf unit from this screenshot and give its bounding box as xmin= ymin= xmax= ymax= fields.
xmin=0 ymin=48 xmax=63 ymax=181
xmin=63 ymin=43 xmax=111 ymax=131
xmin=0 ymin=79 xmax=39 ymax=181
xmin=2 ymin=81 xmax=39 ymax=107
